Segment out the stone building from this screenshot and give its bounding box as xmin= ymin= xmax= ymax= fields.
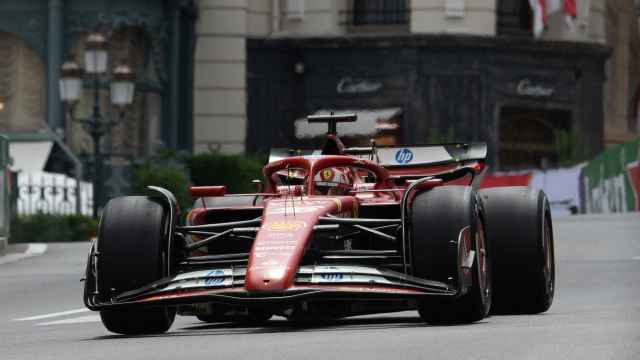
xmin=194 ymin=0 xmax=639 ymax=169
xmin=0 ymin=0 xmax=196 ymax=201
xmin=0 ymin=0 xmax=637 ymax=175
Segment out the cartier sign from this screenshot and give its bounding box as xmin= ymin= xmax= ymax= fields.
xmin=516 ymin=79 xmax=555 ymax=97
xmin=336 ymin=77 xmax=383 ymax=94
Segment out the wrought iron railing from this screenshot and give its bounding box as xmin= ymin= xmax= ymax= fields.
xmin=16 ymin=173 xmax=93 ymax=216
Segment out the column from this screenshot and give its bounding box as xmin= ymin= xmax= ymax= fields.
xmin=47 ymin=0 xmax=63 ymax=131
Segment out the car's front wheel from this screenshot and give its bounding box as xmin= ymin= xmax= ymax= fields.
xmin=410 ymin=186 xmax=492 ymax=324
xmin=97 ymin=196 xmax=175 ymax=335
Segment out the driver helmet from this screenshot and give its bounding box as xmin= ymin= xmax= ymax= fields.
xmin=314 ymin=167 xmax=350 ymax=195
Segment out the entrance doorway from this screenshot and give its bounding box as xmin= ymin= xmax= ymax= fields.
xmin=498 ymin=107 xmax=572 ymax=170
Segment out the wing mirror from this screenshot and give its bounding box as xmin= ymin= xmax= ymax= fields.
xmin=252 ymin=179 xmax=263 ymax=193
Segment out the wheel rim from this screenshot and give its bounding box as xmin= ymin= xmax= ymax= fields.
xmin=476 ymin=218 xmax=490 ymax=304
xmin=542 ymin=213 xmax=554 ymax=299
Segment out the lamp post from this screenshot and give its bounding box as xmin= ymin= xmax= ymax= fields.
xmin=59 ymin=32 xmax=136 ymax=218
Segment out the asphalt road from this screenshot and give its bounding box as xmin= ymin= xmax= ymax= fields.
xmin=1 ymin=214 xmax=639 ymax=360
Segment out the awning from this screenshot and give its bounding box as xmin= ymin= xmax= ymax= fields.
xmin=295 ymin=108 xmax=402 ymax=139
xmin=9 ymin=141 xmax=54 ymax=172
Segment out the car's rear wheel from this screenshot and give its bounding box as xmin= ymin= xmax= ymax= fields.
xmin=411 ymin=186 xmax=492 ymax=324
xmin=98 ymin=196 xmax=175 ymax=335
xmin=479 ymin=187 xmax=554 ymax=314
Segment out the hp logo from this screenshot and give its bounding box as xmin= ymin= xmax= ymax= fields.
xmin=395 ymin=148 xmax=414 ymax=164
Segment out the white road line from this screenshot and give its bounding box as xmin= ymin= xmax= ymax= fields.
xmin=0 ymin=243 xmax=48 ymax=265
xmin=14 ymin=308 xmax=90 ymax=322
xmin=36 ymin=315 xmax=100 ymax=326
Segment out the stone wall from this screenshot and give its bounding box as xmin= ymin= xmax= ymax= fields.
xmin=0 ymin=32 xmax=45 ymax=133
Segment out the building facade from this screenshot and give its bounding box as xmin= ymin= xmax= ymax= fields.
xmin=0 ymin=0 xmax=196 ymax=201
xmin=194 ymin=0 xmax=639 ymax=169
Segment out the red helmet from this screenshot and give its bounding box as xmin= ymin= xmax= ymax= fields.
xmin=314 ymin=167 xmax=350 ymax=195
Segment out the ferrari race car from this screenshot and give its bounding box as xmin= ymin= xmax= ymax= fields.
xmin=83 ymin=114 xmax=555 ymax=334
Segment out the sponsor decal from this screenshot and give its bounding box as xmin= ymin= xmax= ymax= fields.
xmin=203 ymin=269 xmax=226 ymax=286
xmin=262 ymin=232 xmax=295 ymax=239
xmin=330 ymin=198 xmax=342 ymax=212
xmin=516 ymin=79 xmax=555 ymax=97
xmin=395 ymin=148 xmax=414 ymax=164
xmin=259 ymin=259 xmax=280 ymax=266
xmin=266 ymin=220 xmax=307 ymax=232
xmin=582 ymin=139 xmax=640 ymax=212
xmin=320 ymin=273 xmax=344 ymax=281
xmin=255 ymin=245 xmax=296 ymax=251
xmin=320 ymin=168 xmax=335 ymax=181
xmin=267 ymin=206 xmax=324 ymax=215
xmin=627 ymin=160 xmax=640 ymax=210
xmin=336 ymin=77 xmax=383 ymax=94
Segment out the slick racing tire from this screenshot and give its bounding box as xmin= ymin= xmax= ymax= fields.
xmin=98 ymin=196 xmax=176 ymax=335
xmin=479 ymin=187 xmax=554 ymax=315
xmin=411 ymin=186 xmax=492 ymax=324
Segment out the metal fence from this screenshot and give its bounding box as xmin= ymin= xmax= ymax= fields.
xmin=15 ymin=172 xmax=93 ymax=216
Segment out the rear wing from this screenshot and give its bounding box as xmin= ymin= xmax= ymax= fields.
xmin=347 ymin=143 xmax=487 ymax=168
xmin=268 ymin=143 xmax=487 ymax=168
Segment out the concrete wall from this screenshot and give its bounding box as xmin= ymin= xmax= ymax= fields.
xmin=601 ymin=0 xmax=640 ymax=146
xmin=410 ymin=0 xmax=496 ymax=35
xmin=194 ymin=0 xmax=249 ymax=154
xmin=0 ymin=32 xmax=46 ymax=133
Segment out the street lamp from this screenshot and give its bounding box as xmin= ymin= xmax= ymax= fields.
xmin=59 ymin=32 xmax=136 ymax=218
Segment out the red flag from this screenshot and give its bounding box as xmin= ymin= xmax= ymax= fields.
xmin=564 ymin=0 xmax=577 ymax=17
xmin=529 ymin=0 xmax=548 ymax=37
xmin=540 ymin=0 xmax=548 ymax=25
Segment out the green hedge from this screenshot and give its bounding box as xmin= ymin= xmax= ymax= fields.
xmin=131 ymin=161 xmax=191 ymax=210
xmin=11 ymin=214 xmax=98 ymax=243
xmin=130 ymin=153 xmax=265 ymax=210
xmin=187 ymin=153 xmax=264 ymax=193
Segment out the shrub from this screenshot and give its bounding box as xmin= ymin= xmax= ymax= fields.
xmin=187 ymin=153 xmax=264 ymax=193
xmin=131 ymin=161 xmax=191 ymax=210
xmin=11 ymin=214 xmax=98 ymax=243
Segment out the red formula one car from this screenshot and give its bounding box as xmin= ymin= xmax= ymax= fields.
xmin=83 ymin=114 xmax=555 ymax=334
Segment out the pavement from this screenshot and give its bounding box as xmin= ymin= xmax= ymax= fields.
xmin=0 ymin=213 xmax=639 ymax=360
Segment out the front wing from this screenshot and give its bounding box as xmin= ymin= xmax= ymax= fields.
xmin=84 ymin=265 xmax=456 ymax=310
